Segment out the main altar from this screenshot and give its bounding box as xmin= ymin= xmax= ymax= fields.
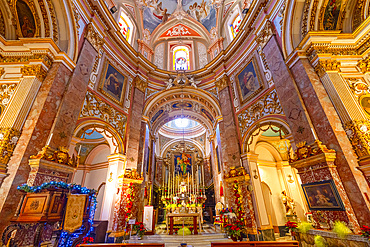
xmin=159 ymin=152 xmax=207 ymax=234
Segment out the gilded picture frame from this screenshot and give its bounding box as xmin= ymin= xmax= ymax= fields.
xmin=99 ymin=60 xmax=127 ymax=105
xmin=235 ymin=57 xmax=264 ymax=105
xmin=301 ymin=180 xmax=345 ymax=211
xmin=359 ymin=94 xmax=370 ymax=117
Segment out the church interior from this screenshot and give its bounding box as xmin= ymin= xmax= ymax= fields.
xmin=0 ymin=0 xmax=370 ymax=245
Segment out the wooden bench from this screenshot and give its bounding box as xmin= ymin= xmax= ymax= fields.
xmin=79 ymin=244 xmax=164 ymax=247
xmin=211 ymin=241 xmax=299 ymax=247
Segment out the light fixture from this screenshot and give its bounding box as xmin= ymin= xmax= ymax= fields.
xmin=108 ymin=172 xmax=113 ymax=182
xmin=287 ymin=174 xmax=294 ymax=183
xmin=253 ymin=169 xmax=258 ymax=179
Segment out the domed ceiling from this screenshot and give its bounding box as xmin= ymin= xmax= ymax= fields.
xmin=112 ymin=0 xmax=251 ymax=48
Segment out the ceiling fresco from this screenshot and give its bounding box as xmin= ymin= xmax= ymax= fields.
xmin=141 ymin=0 xmax=217 ymax=33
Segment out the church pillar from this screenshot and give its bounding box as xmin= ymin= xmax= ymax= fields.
xmin=104 ymin=154 xmax=126 ymax=231
xmin=241 ymin=152 xmax=273 ymax=240
xmin=125 ymin=76 xmax=148 ymax=170
xmin=0 ymin=24 xmax=103 ymax=232
xmin=216 ymin=75 xmax=258 ymax=237
xmin=261 ymin=20 xmax=365 ymax=230
xmin=289 ymin=57 xmax=370 ymax=227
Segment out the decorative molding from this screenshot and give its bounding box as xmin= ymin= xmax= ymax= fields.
xmin=237 ymin=89 xmax=283 ymax=138
xmin=45 ymin=0 xmax=58 ymax=42
xmin=21 ymin=65 xmax=47 ymax=81
xmin=314 ymin=59 xmax=340 ymax=77
xmin=357 ymin=57 xmax=370 ymax=73
xmin=30 ymin=146 xmax=78 ymax=167
xmin=0 ymin=83 xmax=17 ymax=114
xmin=215 ymin=74 xmax=229 ymax=91
xmin=0 ymin=127 xmax=20 ymax=166
xmin=198 ymin=43 xmax=208 ymax=69
xmin=145 ymin=87 xmax=159 ymax=100
xmin=36 ymin=0 xmax=50 ymax=38
xmin=154 ymin=43 xmax=164 ymax=69
xmin=224 ymin=166 xmax=250 ymax=183
xmin=79 ymin=91 xmax=127 ymax=138
xmin=134 ymin=76 xmax=148 ymax=93
xmin=0 ymin=68 xmax=4 ymax=77
xmin=256 ymin=21 xmax=273 ymax=48
xmin=301 ymin=0 xmax=311 ymax=36
xmin=309 ymin=0 xmax=319 ymax=31
xmin=0 ymin=8 xmax=5 ymax=37
xmin=289 ymin=140 xmax=336 ymax=163
xmin=344 ymin=120 xmax=370 ymax=158
xmin=72 ymin=3 xmax=81 ymax=37
xmin=88 ymin=49 xmax=104 ymax=89
xmin=84 ymin=23 xmax=104 ymax=51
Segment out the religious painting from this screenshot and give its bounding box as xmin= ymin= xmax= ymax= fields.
xmin=174 ymin=153 xmax=192 ymax=175
xmin=99 ymin=61 xmax=126 ymax=105
xmin=64 ymin=194 xmax=87 ymax=232
xmin=302 ymin=180 xmax=345 ymax=211
xmin=359 ymin=94 xmax=370 ymax=117
xmin=142 ymin=0 xmax=177 ymax=33
xmin=322 ymin=0 xmax=342 ymax=30
xmin=236 ymin=58 xmax=263 ymax=104
xmin=16 ymin=0 xmax=37 ymax=38
xmin=183 ymin=0 xmax=217 ymax=32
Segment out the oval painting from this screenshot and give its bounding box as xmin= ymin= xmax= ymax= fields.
xmin=359 ymin=94 xmax=370 ymax=116
xmin=16 ymin=0 xmax=36 ymax=38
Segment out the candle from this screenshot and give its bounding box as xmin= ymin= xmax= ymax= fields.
xmin=202 ymin=165 xmax=205 ymax=196
xmin=46 ymin=133 xmax=53 ymax=146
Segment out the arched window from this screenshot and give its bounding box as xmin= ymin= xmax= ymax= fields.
xmin=173 ymin=46 xmax=190 ymax=71
xmin=229 ymin=15 xmax=242 ymax=38
xmin=118 ymin=11 xmax=133 ymax=43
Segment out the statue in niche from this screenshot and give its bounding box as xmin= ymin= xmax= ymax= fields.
xmin=281 ymin=190 xmax=296 ymax=215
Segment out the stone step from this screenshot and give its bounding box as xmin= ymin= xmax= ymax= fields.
xmin=127 ymin=233 xmax=234 ymax=247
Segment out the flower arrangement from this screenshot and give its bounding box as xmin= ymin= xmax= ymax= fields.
xmin=77 ymin=237 xmax=94 ymax=246
xmin=285 ymin=221 xmax=298 ymax=232
xmin=133 ymin=222 xmax=146 ymax=238
xmin=360 ymin=225 xmax=370 ymax=240
xmin=220 ymin=207 xmax=234 ymax=215
xmin=233 ymin=180 xmax=245 ymax=223
xmin=333 ymin=221 xmax=352 ymax=239
xmin=224 ymin=222 xmax=243 ymax=240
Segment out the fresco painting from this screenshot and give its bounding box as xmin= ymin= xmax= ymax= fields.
xmin=143 ymin=0 xmax=217 ymax=33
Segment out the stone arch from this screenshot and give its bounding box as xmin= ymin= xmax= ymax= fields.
xmin=160 ymin=138 xmax=205 ymax=157
xmin=143 ymin=87 xmax=222 ymax=134
xmin=241 ymin=117 xmax=292 ymax=153
xmin=254 ymin=141 xmax=284 ymax=162
xmin=73 ymin=119 xmax=125 ymax=154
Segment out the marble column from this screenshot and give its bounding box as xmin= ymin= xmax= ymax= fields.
xmin=125 ymin=77 xmax=147 ymax=170
xmin=137 ymin=121 xmax=147 ymax=175
xmin=0 ymin=28 xmax=102 ymax=231
xmin=262 ymin=33 xmax=365 ymax=230
xmin=289 ymin=57 xmax=370 ymax=227
xmin=216 ymin=75 xmax=257 ymax=236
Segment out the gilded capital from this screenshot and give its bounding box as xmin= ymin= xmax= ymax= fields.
xmin=85 ymin=23 xmax=104 ymax=51
xmin=21 ymin=65 xmax=47 ymax=81
xmin=344 ymin=120 xmax=370 ymax=158
xmin=357 ymin=58 xmax=370 ymax=74
xmin=256 ymin=20 xmax=273 ymax=48
xmin=0 ymin=128 xmax=20 ymax=166
xmin=215 ymin=74 xmax=229 ymax=91
xmin=134 ymin=76 xmax=148 ymax=93
xmin=314 ymin=59 xmax=340 ymax=77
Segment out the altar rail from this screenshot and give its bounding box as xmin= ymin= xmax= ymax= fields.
xmin=79 ymin=244 xmax=164 ymax=247
xmin=211 ymin=241 xmax=299 ymax=247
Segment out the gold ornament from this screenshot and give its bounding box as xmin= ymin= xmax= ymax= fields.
xmin=289 ymin=140 xmax=335 ymax=162
xmin=30 ymin=146 xmax=78 ymax=167
xmin=85 ymin=23 xmax=104 ymax=51
xmin=215 ymin=74 xmax=229 ymax=91
xmin=0 ymin=128 xmax=20 ymax=165
xmin=134 ymin=76 xmax=148 ymax=93
xmin=21 ymin=65 xmax=47 ymax=81
xmin=344 ymin=120 xmax=370 ymax=158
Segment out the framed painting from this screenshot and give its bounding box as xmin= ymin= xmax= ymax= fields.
xmin=99 ymin=61 xmax=127 ymax=105
xmin=301 ymin=180 xmax=345 ymax=211
xmin=174 ymin=153 xmax=192 ymax=175
xmin=15 ymin=0 xmax=38 ymax=38
xmin=235 ymin=58 xmax=263 ymax=104
xmin=359 ymin=94 xmax=370 ymax=117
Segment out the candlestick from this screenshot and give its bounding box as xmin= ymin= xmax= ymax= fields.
xmin=46 ymin=133 xmax=53 ymax=146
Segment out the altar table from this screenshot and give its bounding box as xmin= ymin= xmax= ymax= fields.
xmin=166 ymin=213 xmax=200 ymax=235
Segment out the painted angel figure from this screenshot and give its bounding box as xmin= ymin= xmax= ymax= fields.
xmin=166 ymin=78 xmax=173 ymax=89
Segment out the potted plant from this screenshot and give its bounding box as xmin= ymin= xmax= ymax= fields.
xmin=224 ymin=223 xmax=243 ymax=241
xmin=361 ymin=225 xmax=370 ymax=240
xmin=285 ymin=221 xmax=298 ymax=239
xmin=133 ymin=222 xmax=146 ymax=239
